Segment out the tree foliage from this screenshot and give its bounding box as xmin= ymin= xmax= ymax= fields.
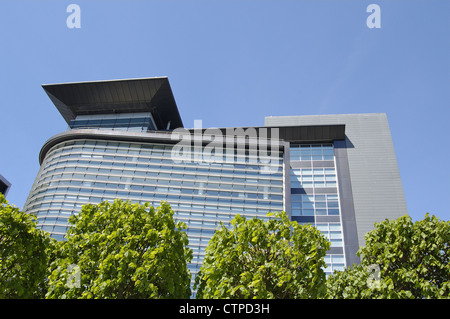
xmin=326 ymin=214 xmax=450 ymax=299
xmin=46 ymin=200 xmax=193 ymax=299
xmin=194 ymin=212 xmax=330 ymax=299
xmin=2 ymin=190 xmax=449 ymax=300
xmin=0 ymin=194 xmax=52 ymax=298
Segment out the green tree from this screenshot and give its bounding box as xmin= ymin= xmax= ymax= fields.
xmin=194 ymin=212 xmax=330 ymax=299
xmin=326 ymin=214 xmax=450 ymax=299
xmin=46 ymin=200 xmax=193 ymax=299
xmin=0 ymin=194 xmax=52 ymax=298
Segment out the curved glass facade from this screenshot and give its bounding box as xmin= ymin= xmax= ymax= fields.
xmin=24 ymin=137 xmax=284 ymax=277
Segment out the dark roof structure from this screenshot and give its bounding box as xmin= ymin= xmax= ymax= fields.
xmin=42 ymin=77 xmax=183 ymax=130
xmin=186 ymin=125 xmax=346 ymax=144
xmin=39 ymin=76 xmax=347 ymax=164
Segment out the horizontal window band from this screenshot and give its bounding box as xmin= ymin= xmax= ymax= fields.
xmin=291 ymin=187 xmax=337 ymax=194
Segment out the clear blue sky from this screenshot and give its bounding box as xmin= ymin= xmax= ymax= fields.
xmin=0 ymin=0 xmax=449 ymax=223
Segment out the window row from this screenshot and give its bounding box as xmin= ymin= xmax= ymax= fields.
xmin=29 ymin=195 xmax=283 ymax=213
xmin=28 ymin=190 xmax=283 ymax=213
xmin=36 ymin=216 xmax=70 ymax=225
xmin=317 ymin=223 xmax=343 ymax=248
xmin=38 ymin=224 xmax=69 ymax=234
xmin=70 ymin=117 xmax=153 ymax=128
xmin=47 ymin=140 xmax=284 ymax=165
xmin=291 ymin=194 xmax=338 ymax=203
xmin=35 ymin=205 xmax=272 ymax=224
xmin=323 ymin=254 xmax=346 ymax=274
xmin=36 ymin=214 xmax=224 ymax=232
xmin=291 ymin=168 xmax=336 ymax=176
xmin=37 ymin=173 xmax=283 ymax=196
xmin=30 ymin=179 xmax=282 ymax=205
xmin=291 ymin=193 xmax=340 ymax=216
xmin=42 ymin=158 xmax=284 ymax=181
xmin=291 ymin=180 xmax=336 ymax=188
xmin=33 ymin=178 xmax=282 ymax=197
xmin=45 ymin=150 xmax=283 ymax=172
xmin=291 ymin=208 xmax=339 ymax=217
xmin=30 ymin=198 xmax=282 ymax=214
xmin=47 ymin=141 xmax=171 ymax=158
xmin=290 ymin=143 xmax=334 ymax=161
xmin=28 ymin=179 xmax=284 ymax=206
xmin=290 ymin=168 xmax=337 ymax=188
xmin=187 ymin=236 xmax=214 ymax=246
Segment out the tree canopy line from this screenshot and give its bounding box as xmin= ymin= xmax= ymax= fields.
xmin=0 ymin=193 xmax=449 ymax=299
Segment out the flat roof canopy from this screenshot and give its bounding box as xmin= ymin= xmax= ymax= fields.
xmin=42 ymin=77 xmax=183 ymax=130
xmin=187 ymin=124 xmax=346 ymax=143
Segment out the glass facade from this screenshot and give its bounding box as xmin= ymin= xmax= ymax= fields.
xmin=290 ymin=143 xmax=335 ymax=161
xmin=290 ymin=194 xmax=340 ymax=217
xmin=27 ymin=78 xmax=411 ymax=295
xmin=25 ymin=138 xmax=284 ymax=279
xmin=289 ymin=143 xmax=346 ymax=274
xmin=25 ymin=138 xmax=347 ymax=277
xmin=25 ymin=136 xmax=348 ymax=281
xmin=69 ymin=112 xmax=157 ymax=132
xmin=290 ymin=168 xmax=337 ymax=189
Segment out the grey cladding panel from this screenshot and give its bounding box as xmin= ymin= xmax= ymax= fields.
xmin=265 ymin=113 xmax=407 ymax=247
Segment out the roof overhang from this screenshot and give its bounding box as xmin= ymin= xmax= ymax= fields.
xmin=186 ymin=124 xmax=346 ymax=143
xmin=42 ymin=77 xmax=183 ymax=130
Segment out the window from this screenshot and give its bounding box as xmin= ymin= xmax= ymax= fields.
xmin=290 ymin=143 xmax=334 ymax=161
xmin=316 ymin=223 xmax=343 ymax=248
xmin=324 ymin=254 xmax=346 ymax=274
xmin=69 ymin=114 xmax=154 ymax=132
xmin=291 ymin=168 xmax=337 ymax=188
xmin=291 ymin=192 xmax=340 ymax=217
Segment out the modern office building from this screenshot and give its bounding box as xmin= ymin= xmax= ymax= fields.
xmin=24 ymin=77 xmax=407 ymax=279
xmin=0 ymin=174 xmax=11 ymax=197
